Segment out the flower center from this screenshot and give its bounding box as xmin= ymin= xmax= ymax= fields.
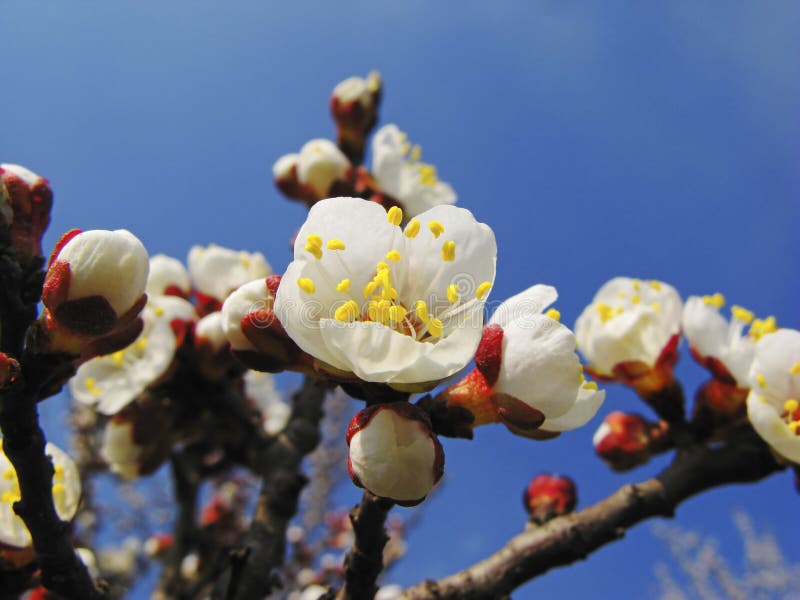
xmin=296 ymin=206 xmax=491 ymax=342
xmin=595 ymin=279 xmax=663 ymax=323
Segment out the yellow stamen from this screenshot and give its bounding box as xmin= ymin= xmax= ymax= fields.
xmin=750 ymin=316 xmax=777 ymax=341
xmin=755 ymin=373 xmax=767 ymax=388
xmin=789 ymin=421 xmax=800 ymax=433
xmin=111 ymin=351 xmax=125 ymax=366
xmin=135 ymin=337 xmax=148 ymax=352
xmin=631 ymin=294 xmax=640 ymax=305
xmin=363 ymin=281 xmax=379 ymax=298
xmin=52 ymin=483 xmax=65 ymax=500
xmin=385 ymin=250 xmax=401 ymax=262
xmin=441 ymin=240 xmax=456 ymax=262
xmin=784 ymin=399 xmax=799 ymax=414
xmin=651 ymin=303 xmax=661 ymax=313
xmin=297 ymin=278 xmax=315 ymax=294
xmin=3 ymin=468 xmax=15 ymax=481
xmin=428 ymin=221 xmax=445 ymax=238
xmin=306 ymin=234 xmax=323 ymax=248
xmin=546 ymin=308 xmax=561 ymax=321
xmin=428 ymin=317 xmax=443 ymax=338
xmin=85 ymin=378 xmax=97 ymax=389
xmin=582 ymin=381 xmax=598 ymax=391
xmin=2 ymin=491 xmax=19 ymax=503
xmin=476 ymin=281 xmax=492 ymax=300
xmin=388 ymin=305 xmax=407 ymax=323
xmin=54 ymin=464 xmax=64 ymax=480
xmin=419 ymin=164 xmax=438 ymax=186
xmin=376 ymin=262 xmax=390 ymax=272
xmin=410 ymin=145 xmax=422 ymax=162
xmin=387 ymin=206 xmax=403 ymax=226
xmin=326 ymin=239 xmax=346 ymax=251
xmin=650 ymin=280 xmax=662 ymax=291
xmin=616 ymin=306 xmax=624 ymax=314
xmin=791 ymin=363 xmax=800 ymax=376
xmin=596 ymin=303 xmax=615 ymax=323
xmin=154 ymin=306 xmax=165 ymax=317
xmin=404 ymin=219 xmax=420 ymax=238
xmin=632 ymin=279 xmax=640 ymax=291
xmin=447 ymin=284 xmax=459 ymax=304
xmin=702 ymin=293 xmax=725 ymax=309
xmin=414 ymin=300 xmax=430 ymax=324
xmin=336 ymin=278 xmax=351 ymax=293
xmin=334 ymin=300 xmax=360 ymax=322
xmin=732 ymin=305 xmax=754 ymax=324
xmin=304 ymin=243 xmax=322 ymax=260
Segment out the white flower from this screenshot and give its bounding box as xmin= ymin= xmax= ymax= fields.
xmin=43 ymin=229 xmax=149 ymax=325
xmin=221 ymin=278 xmax=276 ymax=352
xmin=372 ymin=124 xmax=456 ymax=217
xmin=296 ymin=139 xmax=350 ymax=198
xmin=274 ymin=197 xmax=496 ymax=388
xmin=70 ymin=296 xmax=197 ymax=415
xmin=487 ymin=285 xmax=605 ymax=432
xmin=746 ymin=329 xmax=800 ymax=464
xmin=146 ymin=254 xmax=191 ymax=298
xmin=574 ymin=277 xmax=682 ymax=378
xmin=243 ymin=371 xmax=290 ymax=435
xmin=195 ymin=311 xmax=229 ymax=352
xmin=332 ymin=71 xmax=381 ymax=107
xmin=347 ymin=403 xmax=444 ymax=504
xmin=188 ymin=244 xmax=271 ymax=302
xmin=0 ymin=442 xmax=81 ymax=548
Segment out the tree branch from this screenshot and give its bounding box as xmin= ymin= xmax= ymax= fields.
xmin=336 ymin=492 xmax=394 ymax=600
xmin=399 ymin=428 xmax=783 ymax=600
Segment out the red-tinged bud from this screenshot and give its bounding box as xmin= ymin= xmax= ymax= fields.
xmin=143 ymin=533 xmax=174 ymax=558
xmin=347 ymin=402 xmax=444 ymax=506
xmin=272 ymin=140 xmax=355 ymax=207
xmin=523 ymin=473 xmax=577 ymax=524
xmin=146 ymin=254 xmax=191 ymax=299
xmin=0 ymin=164 xmax=53 ymax=261
xmin=691 ymin=377 xmax=749 ymax=438
xmin=0 ymin=353 xmax=20 ymax=389
xmin=593 ymin=411 xmax=670 ymax=471
xmin=330 ymin=71 xmax=382 ymax=164
xmin=193 ymin=311 xmax=235 ymax=380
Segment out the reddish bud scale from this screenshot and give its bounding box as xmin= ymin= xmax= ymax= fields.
xmin=47 ymin=228 xmax=82 ymax=269
xmin=193 ymin=291 xmax=223 ymax=317
xmin=688 ymin=346 xmax=738 ymax=386
xmin=602 ymin=334 xmax=681 ymax=398
xmin=265 ymin=274 xmax=282 ymax=298
xmin=523 ymin=474 xmax=577 ymax=524
xmin=1 ymin=167 xmax=54 ymax=260
xmin=475 ymin=324 xmax=503 ymax=386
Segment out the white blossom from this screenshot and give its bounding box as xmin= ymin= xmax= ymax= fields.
xmin=188 ymin=243 xmax=271 ymax=302
xmin=146 ymin=254 xmax=191 ymax=298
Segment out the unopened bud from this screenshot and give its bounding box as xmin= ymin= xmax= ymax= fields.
xmin=593 ymin=411 xmax=669 ymax=471
xmin=523 ymin=473 xmax=577 ymax=524
xmin=0 ymin=353 xmax=20 ymax=389
xmin=146 ymin=254 xmax=191 ymax=298
xmin=273 ymin=140 xmax=353 ymax=206
xmin=330 ymin=71 xmax=382 ymax=164
xmin=0 ymin=164 xmax=53 ymax=261
xmin=347 ymin=402 xmax=444 ymax=506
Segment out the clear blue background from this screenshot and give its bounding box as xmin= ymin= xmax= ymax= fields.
xmin=2 ymin=2 xmax=798 ymax=598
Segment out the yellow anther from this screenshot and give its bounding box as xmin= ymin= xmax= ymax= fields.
xmin=650 ymin=280 xmax=662 ymax=291
xmin=385 ymin=250 xmax=402 ymax=262
xmin=632 ymin=279 xmax=640 ymax=291
xmin=476 ymin=281 xmax=492 ymax=300
xmin=388 ymin=305 xmax=408 ymax=323
xmin=154 ymin=306 xmax=165 ymax=317
xmin=85 ymin=378 xmax=97 ymax=389
xmin=596 ymin=304 xmax=615 ymax=323
xmin=410 ymin=145 xmax=422 ymax=162
xmin=297 ymin=278 xmax=315 ymax=294
xmin=791 ymin=363 xmax=800 ymax=375
xmin=582 ymin=381 xmax=598 ymax=391
xmin=428 ymin=317 xmax=443 ymax=338
xmin=304 ymin=243 xmax=322 ymax=260
xmin=631 ymin=294 xmax=640 ymax=305
xmin=616 ymin=306 xmax=624 ymax=314
xmin=414 ymin=300 xmax=430 ymax=324
xmin=239 ymin=256 xmax=251 ymax=268
xmin=2 ymin=491 xmax=19 ymax=504
xmin=135 ymin=337 xmax=148 ymax=352
xmin=306 ymin=234 xmax=323 ymax=248
xmin=52 ymin=483 xmax=65 ymax=499
xmin=401 ymin=141 xmax=410 ymax=155
xmin=428 ymin=221 xmax=445 ymax=238
xmin=447 ymin=284 xmax=459 ymax=304
xmin=651 ymin=303 xmax=661 ymax=313
xmin=732 ymin=305 xmax=754 ymax=324
xmin=750 ymin=316 xmax=777 ymax=340
xmin=702 ymin=293 xmax=725 ymax=309
xmin=441 ymin=240 xmax=456 ymax=262
xmin=789 ymin=421 xmax=800 ymax=433
xmin=334 ymin=300 xmax=360 ymax=323
xmin=419 ymin=164 xmax=438 ymax=186
xmin=387 ymin=206 xmax=403 ymax=226
xmin=363 ymin=281 xmax=379 ymax=298
xmin=3 ymin=468 xmax=15 ymax=481
xmin=755 ymin=373 xmax=767 ymax=388
xmin=54 ymin=464 xmax=64 ymax=480
xmin=784 ymin=399 xmax=799 ymax=414
xmin=546 ymin=308 xmax=561 ymax=322
xmin=326 ymin=239 xmax=346 ymax=251
xmin=111 ymin=350 xmax=125 ymax=366
xmin=376 ymin=262 xmax=390 ymax=272
xmin=336 ymin=278 xmax=351 ymax=293
xmin=404 ymin=219 xmax=420 ymax=238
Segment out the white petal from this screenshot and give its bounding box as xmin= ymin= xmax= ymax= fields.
xmin=272 ymin=153 xmax=299 ymax=179
xmin=372 ymin=124 xmax=406 ymax=198
xmin=195 ymin=312 xmax=228 ymax=351
xmin=188 ymin=244 xmax=271 ymax=301
xmin=221 ymin=278 xmax=272 ymax=351
xmin=541 ymin=386 xmax=605 ymax=432
xmin=495 ymin=316 xmax=583 ymax=420
xmin=747 ymin=391 xmax=800 ymax=464
xmin=681 ymin=296 xmax=728 ymax=359
xmin=146 ymin=254 xmax=191 ymax=297
xmin=296 ymin=139 xmax=350 ymax=197
xmin=749 ymin=329 xmax=800 ymax=400
xmin=1 ymin=163 xmax=42 ymax=186
xmin=489 ymin=285 xmax=557 ymax=328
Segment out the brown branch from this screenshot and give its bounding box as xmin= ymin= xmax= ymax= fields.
xmin=399 ymin=427 xmax=782 ymax=600
xmin=336 ymin=492 xmax=394 ymax=600
xmin=211 ymin=376 xmax=329 ymax=600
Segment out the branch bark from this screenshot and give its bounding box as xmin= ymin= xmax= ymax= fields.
xmin=399 ymin=427 xmax=782 ymax=600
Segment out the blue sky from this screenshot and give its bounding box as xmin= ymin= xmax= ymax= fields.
xmin=3 ymin=2 xmax=799 ymax=598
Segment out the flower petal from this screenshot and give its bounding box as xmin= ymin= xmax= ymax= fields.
xmin=489 ymin=284 xmax=557 ymax=328
xmin=541 ymin=385 xmax=605 ymax=432
xmin=747 ymin=391 xmax=800 ymax=463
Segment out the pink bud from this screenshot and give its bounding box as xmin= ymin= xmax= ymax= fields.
xmin=593 ymin=411 xmax=669 ymax=471
xmin=347 ymin=402 xmax=444 ymax=506
xmin=523 ymin=473 xmax=577 ymax=524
